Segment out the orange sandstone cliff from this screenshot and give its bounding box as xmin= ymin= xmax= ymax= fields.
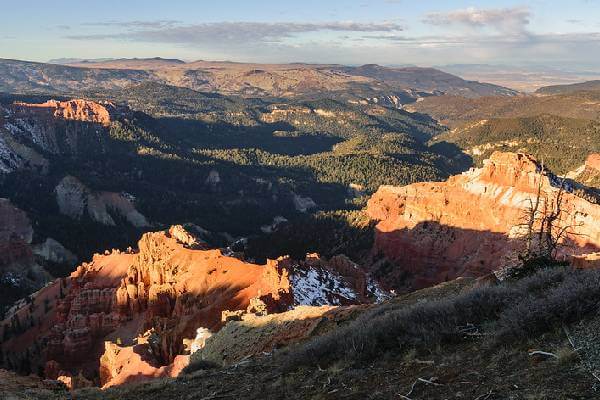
xmin=13 ymin=99 xmax=113 ymax=125
xmin=0 ymin=225 xmax=291 ymax=386
xmin=367 ymin=152 xmax=600 ymax=289
xmin=0 ymin=225 xmax=378 ymax=388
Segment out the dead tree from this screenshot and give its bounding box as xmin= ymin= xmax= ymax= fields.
xmin=514 ymin=162 xmax=583 ymax=266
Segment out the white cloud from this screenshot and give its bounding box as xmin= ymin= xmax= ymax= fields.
xmin=67 ymin=21 xmax=404 ymax=47
xmin=82 ymin=20 xmax=182 ymax=29
xmin=57 ymin=15 xmax=600 ymax=69
xmin=423 ymin=7 xmax=531 ymax=35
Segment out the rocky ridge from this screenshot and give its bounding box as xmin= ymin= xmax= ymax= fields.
xmin=0 ymin=225 xmax=382 ymax=388
xmin=13 ymin=99 xmax=113 ymax=126
xmin=367 ymin=151 xmax=600 ymax=289
xmin=0 ymin=99 xmax=116 ymax=174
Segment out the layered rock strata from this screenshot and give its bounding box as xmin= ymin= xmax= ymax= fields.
xmin=367 ymin=152 xmax=600 ymax=289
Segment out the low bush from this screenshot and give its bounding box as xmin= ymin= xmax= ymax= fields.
xmin=282 ymin=266 xmax=600 ymax=369
xmin=495 ymin=269 xmax=600 ymax=341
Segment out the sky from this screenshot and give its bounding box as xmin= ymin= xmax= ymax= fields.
xmin=1 ymin=0 xmax=600 ymax=69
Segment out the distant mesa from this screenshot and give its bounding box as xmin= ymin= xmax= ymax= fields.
xmin=0 ymin=57 xmax=518 ymax=98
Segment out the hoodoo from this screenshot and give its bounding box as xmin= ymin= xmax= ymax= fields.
xmin=0 ymin=225 xmax=379 ymax=388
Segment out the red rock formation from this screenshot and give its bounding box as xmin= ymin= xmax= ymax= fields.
xmin=99 ymin=341 xmax=189 ymax=388
xmin=1 ymin=224 xmax=383 ymax=388
xmin=367 ymin=152 xmax=600 ymax=289
xmin=13 ymin=99 xmax=112 ymax=126
xmin=2 ymin=226 xmax=293 ymax=387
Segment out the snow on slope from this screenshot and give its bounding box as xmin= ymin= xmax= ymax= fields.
xmin=290 ymin=256 xmax=391 ymax=307
xmin=291 ymin=267 xmax=358 ymax=306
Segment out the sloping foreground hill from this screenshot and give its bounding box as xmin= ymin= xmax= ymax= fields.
xmin=16 ymin=267 xmax=600 ymax=399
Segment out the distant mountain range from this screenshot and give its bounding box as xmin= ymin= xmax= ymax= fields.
xmin=48 ymin=57 xmax=187 ymax=65
xmin=1 ymin=58 xmax=518 ymax=99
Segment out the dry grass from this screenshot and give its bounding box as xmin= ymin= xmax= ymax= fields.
xmin=281 ymin=266 xmax=600 ymax=369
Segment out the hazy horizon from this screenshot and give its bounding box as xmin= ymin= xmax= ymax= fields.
xmin=2 ymin=0 xmax=600 ymax=71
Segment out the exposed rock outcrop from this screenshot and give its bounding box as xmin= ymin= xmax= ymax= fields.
xmin=367 ymin=152 xmax=600 ymax=290
xmin=0 ymin=99 xmax=121 ymax=174
xmin=168 ymin=224 xmax=209 ymax=249
xmin=192 ymin=305 xmax=365 ymax=366
xmin=99 ymin=341 xmax=189 ymax=388
xmin=1 ymin=226 xmax=292 ymax=387
xmin=13 ymin=99 xmax=113 ymax=126
xmin=585 ymin=154 xmax=600 ymax=172
xmin=55 ymin=176 xmax=149 ymax=227
xmin=32 ymin=238 xmax=78 ymax=266
xmin=1 ymin=225 xmax=383 ymax=388
xmin=292 ymin=193 xmax=317 ymax=213
xmin=3 ymin=100 xmax=113 ymax=158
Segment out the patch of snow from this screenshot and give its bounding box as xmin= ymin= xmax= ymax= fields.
xmin=13 ymin=118 xmax=57 ymax=153
xmin=121 ymin=192 xmax=136 ymax=202
xmin=0 ymin=136 xmax=16 ymax=173
xmin=205 ymin=170 xmax=221 ymax=186
xmin=367 ymin=277 xmax=392 ymax=304
xmin=291 ymin=267 xmax=357 ymax=306
xmin=3 ymin=122 xmax=21 ymax=136
xmin=1 ymin=272 xmax=23 ymax=287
